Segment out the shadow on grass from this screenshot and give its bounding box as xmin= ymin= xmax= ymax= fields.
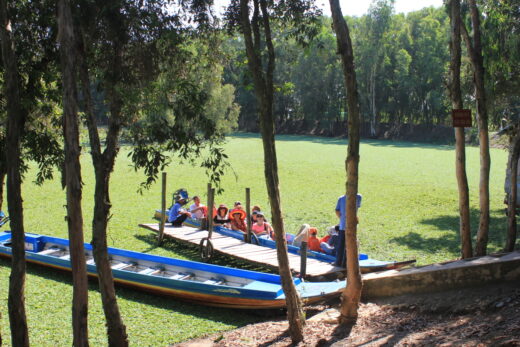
xmin=229 ymin=132 xmax=455 ymax=150
xmin=0 ymin=252 xmax=270 ymax=328
xmin=390 ymin=208 xmax=508 ymax=254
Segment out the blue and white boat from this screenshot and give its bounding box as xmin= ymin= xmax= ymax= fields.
xmin=0 ymin=231 xmax=345 ymax=309
xmin=154 ymin=207 xmax=415 ymax=273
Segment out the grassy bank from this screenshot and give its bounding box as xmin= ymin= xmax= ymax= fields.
xmin=0 ymin=133 xmax=510 ymax=345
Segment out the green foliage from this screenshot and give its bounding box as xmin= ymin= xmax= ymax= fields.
xmin=480 ymin=0 xmax=520 ymax=126
xmin=0 ymin=0 xmax=63 ymax=190
xmin=0 ymin=134 xmax=511 ymax=345
xmin=222 ymin=2 xmax=518 ymax=134
xmin=74 ymin=0 xmax=235 ymax=193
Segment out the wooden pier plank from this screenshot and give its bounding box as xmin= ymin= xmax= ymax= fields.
xmin=138 ymin=223 xmax=343 ymax=278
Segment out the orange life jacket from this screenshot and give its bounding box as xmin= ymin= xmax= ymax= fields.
xmin=308 ymin=234 xmax=322 ymax=252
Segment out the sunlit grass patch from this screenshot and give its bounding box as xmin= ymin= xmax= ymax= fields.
xmin=0 ymin=133 xmax=510 ymax=345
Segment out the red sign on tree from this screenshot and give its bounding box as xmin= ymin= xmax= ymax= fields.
xmin=452 ymin=109 xmax=472 ymax=127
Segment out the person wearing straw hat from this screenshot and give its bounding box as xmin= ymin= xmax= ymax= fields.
xmin=213 ymin=204 xmax=231 ymax=228
xmin=230 ymin=209 xmax=247 ymax=233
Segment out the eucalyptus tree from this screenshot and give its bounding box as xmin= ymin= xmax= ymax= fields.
xmin=225 ymin=0 xmax=321 ymax=342
xmin=58 ymin=0 xmax=89 ymax=345
xmin=329 ymin=0 xmax=363 ymax=324
xmin=481 ymin=0 xmax=520 ymax=127
xmin=0 ymin=1 xmax=63 ymax=345
xmin=460 ymin=0 xmax=491 ymax=256
xmin=72 ymin=1 xmax=229 ymax=344
xmin=505 ymin=124 xmax=519 ymax=251
xmin=0 ymin=1 xmax=30 ymax=344
xmin=358 ymin=0 xmax=393 ymax=137
xmin=448 ymin=0 xmax=472 ymax=259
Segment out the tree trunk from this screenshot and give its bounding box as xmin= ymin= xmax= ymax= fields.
xmin=88 ymin=72 xmax=129 ymax=347
xmin=0 ymin=170 xmax=5 ymax=212
xmin=329 ymin=0 xmax=363 ymax=324
xmin=0 ymin=1 xmax=30 ymax=345
xmin=91 ymin=174 xmax=128 ymax=347
xmin=57 ymin=1 xmax=90 ymax=345
xmin=505 ymin=133 xmax=520 ymax=251
xmin=449 ymin=0 xmax=472 ymax=259
xmin=461 ymin=0 xmax=490 ymax=256
xmin=370 ymin=66 xmax=377 ymax=137
xmin=239 ymin=0 xmax=304 ymax=343
xmin=76 ymin=9 xmax=128 ymax=345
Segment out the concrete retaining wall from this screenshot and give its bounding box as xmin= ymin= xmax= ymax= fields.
xmin=362 ymin=251 xmax=520 ymax=299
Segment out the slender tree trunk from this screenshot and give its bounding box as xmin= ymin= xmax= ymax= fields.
xmin=449 ymin=0 xmax=472 ymax=259
xmin=0 ymin=170 xmax=5 ymax=212
xmin=76 ymin=8 xmax=128 ymax=345
xmin=87 ymin=69 xmax=129 ymax=347
xmin=57 ymin=1 xmax=90 ymax=345
xmin=0 ymin=1 xmax=29 ymax=345
xmin=329 ymin=0 xmax=363 ymax=324
xmin=239 ymin=0 xmax=304 ymax=343
xmin=505 ymin=133 xmax=520 ymax=251
xmin=370 ymin=66 xmax=377 ymax=137
xmin=461 ymin=0 xmax=490 ymax=256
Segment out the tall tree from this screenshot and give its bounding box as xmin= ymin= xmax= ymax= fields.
xmin=461 ymin=0 xmax=490 ymax=256
xmin=362 ymin=0 xmax=394 ymax=137
xmin=228 ymin=0 xmax=320 ymax=342
xmin=505 ymin=125 xmax=519 ymax=252
xmin=329 ymin=0 xmax=363 ymax=323
xmin=74 ymin=1 xmax=229 ymax=344
xmin=448 ymin=0 xmax=472 ymax=259
xmin=76 ymin=2 xmax=129 ymax=343
xmin=0 ymin=0 xmax=29 ymax=345
xmin=57 ymin=0 xmax=89 ymax=345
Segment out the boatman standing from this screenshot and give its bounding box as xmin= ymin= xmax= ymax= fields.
xmin=168 ymin=195 xmax=191 ymax=227
xmin=335 ymin=194 xmax=362 ymax=267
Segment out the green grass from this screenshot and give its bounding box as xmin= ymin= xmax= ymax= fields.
xmin=0 ymin=133 xmax=512 ymax=345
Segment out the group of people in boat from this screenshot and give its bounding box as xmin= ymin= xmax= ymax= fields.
xmin=168 ymin=194 xmax=274 ymax=237
xmin=167 ymin=191 xmax=359 ymax=267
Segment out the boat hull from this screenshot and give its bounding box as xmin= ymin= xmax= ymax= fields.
xmin=154 ymin=210 xmax=415 ymax=273
xmin=0 ymin=232 xmax=344 ymax=309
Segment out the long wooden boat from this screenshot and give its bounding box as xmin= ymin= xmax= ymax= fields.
xmin=154 ymin=210 xmax=415 ymax=273
xmin=0 ymin=231 xmax=345 ymax=309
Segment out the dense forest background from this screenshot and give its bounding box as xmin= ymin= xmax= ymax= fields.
xmin=224 ymin=1 xmax=519 ymax=141
xmin=86 ymin=1 xmax=517 ymax=143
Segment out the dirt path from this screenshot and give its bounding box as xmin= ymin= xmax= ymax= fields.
xmin=174 ymin=281 xmax=520 ymax=346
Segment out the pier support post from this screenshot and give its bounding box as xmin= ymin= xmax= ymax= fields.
xmin=158 ymin=172 xmax=167 ymax=245
xmin=300 ymin=229 xmax=308 ymax=278
xmin=246 ymin=188 xmax=251 ymax=243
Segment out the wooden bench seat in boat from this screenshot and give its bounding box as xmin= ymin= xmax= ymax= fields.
xmin=38 ymin=248 xmax=62 ymax=256
xmin=169 ymin=273 xmax=193 ymax=280
xmin=111 ymin=262 xmax=129 ymax=270
xmin=137 ymin=268 xmax=157 ymax=275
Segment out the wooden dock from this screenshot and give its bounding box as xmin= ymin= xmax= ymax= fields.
xmin=138 ymin=223 xmax=344 ymax=279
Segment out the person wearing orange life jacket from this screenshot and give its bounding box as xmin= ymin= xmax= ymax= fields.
xmin=307 ymin=227 xmax=322 ymax=252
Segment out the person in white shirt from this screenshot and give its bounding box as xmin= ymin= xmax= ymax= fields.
xmin=189 ymin=196 xmax=206 ymax=219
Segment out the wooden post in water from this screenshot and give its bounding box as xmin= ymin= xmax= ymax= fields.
xmin=158 ymin=172 xmax=167 ymax=245
xmin=299 ymin=229 xmax=308 ymax=278
xmin=205 ymin=183 xmax=212 ymax=231
xmin=207 ymin=188 xmax=215 ymax=238
xmin=245 ymin=188 xmax=251 ymax=243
